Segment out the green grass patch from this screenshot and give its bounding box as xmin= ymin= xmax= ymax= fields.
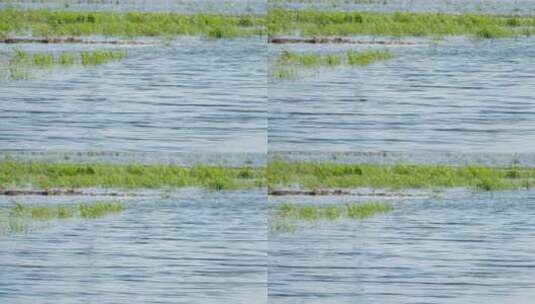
xmin=2 ymin=49 xmax=127 ymax=81
xmin=272 ymin=49 xmax=393 ymax=79
xmin=267 ymin=9 xmax=535 ymax=38
xmin=347 ymin=49 xmax=393 ymax=66
xmin=0 ymin=200 xmax=125 ymax=235
xmin=270 ymin=201 xmax=393 ymax=232
xmin=80 ymin=49 xmax=126 ymax=65
xmin=268 ymin=160 xmax=535 ymax=191
xmin=0 ymin=9 xmax=265 ymax=38
xmin=0 ymin=158 xmax=265 ymax=191
xmin=9 ymin=201 xmax=124 ymax=220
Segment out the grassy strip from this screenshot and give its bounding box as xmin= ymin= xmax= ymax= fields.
xmin=3 ymin=49 xmax=127 ymax=80
xmin=270 ymin=201 xmax=393 ymax=232
xmin=10 ymin=201 xmax=124 ymax=220
xmin=278 ymin=49 xmax=393 ymax=67
xmin=0 ymin=9 xmax=265 ymax=38
xmin=1 ymin=200 xmax=125 ymax=234
xmin=272 ymin=49 xmax=393 ymax=79
xmin=268 ymin=160 xmax=535 ymax=191
xmin=0 ymin=159 xmax=265 ymax=191
xmin=267 ymin=9 xmax=535 ymax=38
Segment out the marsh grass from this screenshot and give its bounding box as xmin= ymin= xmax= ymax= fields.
xmin=0 ymin=159 xmax=265 ymax=191
xmin=268 ymin=160 xmax=535 ymax=191
xmin=9 ymin=201 xmax=124 ymax=220
xmin=0 ymin=200 xmax=125 ymax=235
xmin=2 ymin=49 xmax=127 ymax=81
xmin=268 ymin=9 xmax=535 ymax=38
xmin=347 ymin=49 xmax=393 ymax=66
xmin=80 ymin=50 xmax=126 ymax=65
xmin=273 ymin=49 xmax=393 ymax=79
xmin=270 ymin=201 xmax=393 ymax=232
xmin=0 ymin=9 xmax=265 ymax=38
xmin=79 ymin=201 xmax=125 ymax=218
xmin=59 ymin=52 xmax=76 ymax=65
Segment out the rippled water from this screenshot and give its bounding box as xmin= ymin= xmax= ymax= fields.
xmin=0 ymin=0 xmax=266 ymax=14
xmin=0 ymin=37 xmax=267 ymax=153
xmin=269 ymin=37 xmax=535 ymax=153
xmin=269 ymin=190 xmax=535 ymax=303
xmin=273 ymin=0 xmax=535 ymax=15
xmin=0 ymin=189 xmax=267 ymax=304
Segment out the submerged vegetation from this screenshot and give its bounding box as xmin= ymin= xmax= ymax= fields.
xmin=267 ymin=9 xmax=535 ymax=38
xmin=272 ymin=49 xmax=394 ymax=79
xmin=0 ymin=200 xmax=125 ymax=235
xmin=0 ymin=158 xmax=265 ymax=191
xmin=0 ymin=9 xmax=264 ymax=39
xmin=2 ymin=49 xmax=127 ymax=81
xmin=270 ymin=201 xmax=393 ymax=232
xmin=278 ymin=49 xmax=393 ymax=67
xmin=268 ymin=160 xmax=535 ymax=191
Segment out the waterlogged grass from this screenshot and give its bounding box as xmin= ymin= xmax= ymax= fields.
xmin=270 ymin=201 xmax=393 ymax=232
xmin=0 ymin=9 xmax=265 ymax=39
xmin=268 ymin=160 xmax=535 ymax=191
xmin=273 ymin=49 xmax=393 ymax=79
xmin=347 ymin=49 xmax=393 ymax=65
xmin=80 ymin=50 xmax=127 ymax=65
xmin=10 ymin=201 xmax=124 ymax=220
xmin=0 ymin=200 xmax=125 ymax=235
xmin=278 ymin=49 xmax=393 ymax=67
xmin=267 ymin=9 xmax=535 ymax=38
xmin=0 ymin=159 xmax=265 ymax=191
xmin=2 ymin=49 xmax=127 ymax=81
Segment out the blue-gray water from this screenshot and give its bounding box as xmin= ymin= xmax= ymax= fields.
xmin=0 ymin=0 xmax=266 ymax=14
xmin=0 ymin=37 xmax=266 ymax=153
xmin=269 ymin=190 xmax=535 ymax=304
xmin=272 ymin=0 xmax=535 ymax=15
xmin=0 ymin=189 xmax=267 ymax=304
xmin=269 ymin=37 xmax=535 ymax=153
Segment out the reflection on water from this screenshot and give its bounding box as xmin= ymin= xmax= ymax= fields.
xmin=269 ymin=190 xmax=535 ymax=304
xmin=0 ymin=189 xmax=267 ymax=304
xmin=0 ymin=37 xmax=266 ymax=153
xmin=269 ymin=37 xmax=535 ymax=153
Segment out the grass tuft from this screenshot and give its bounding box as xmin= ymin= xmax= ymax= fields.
xmin=271 ymin=201 xmax=393 ymax=232
xmin=1 ymin=200 xmax=125 ymax=235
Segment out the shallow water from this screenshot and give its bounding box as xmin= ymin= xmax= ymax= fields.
xmin=273 ymin=0 xmax=535 ymax=15
xmin=0 ymin=189 xmax=267 ymax=304
xmin=269 ymin=37 xmax=535 ymax=153
xmin=269 ymin=190 xmax=535 ymax=303
xmin=0 ymin=37 xmax=267 ymax=153
xmin=0 ymin=0 xmax=266 ymax=14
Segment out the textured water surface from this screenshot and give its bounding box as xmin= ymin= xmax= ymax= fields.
xmin=269 ymin=37 xmax=535 ymax=153
xmin=0 ymin=0 xmax=265 ymax=14
xmin=269 ymin=190 xmax=535 ymax=304
xmin=0 ymin=189 xmax=267 ymax=304
xmin=0 ymin=37 xmax=266 ymax=153
xmin=272 ymin=0 xmax=535 ymax=15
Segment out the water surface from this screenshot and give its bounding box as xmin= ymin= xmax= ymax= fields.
xmin=0 ymin=189 xmax=267 ymax=304
xmin=269 ymin=37 xmax=535 ymax=153
xmin=269 ymin=190 xmax=535 ymax=303
xmin=1 ymin=37 xmax=267 ymax=153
